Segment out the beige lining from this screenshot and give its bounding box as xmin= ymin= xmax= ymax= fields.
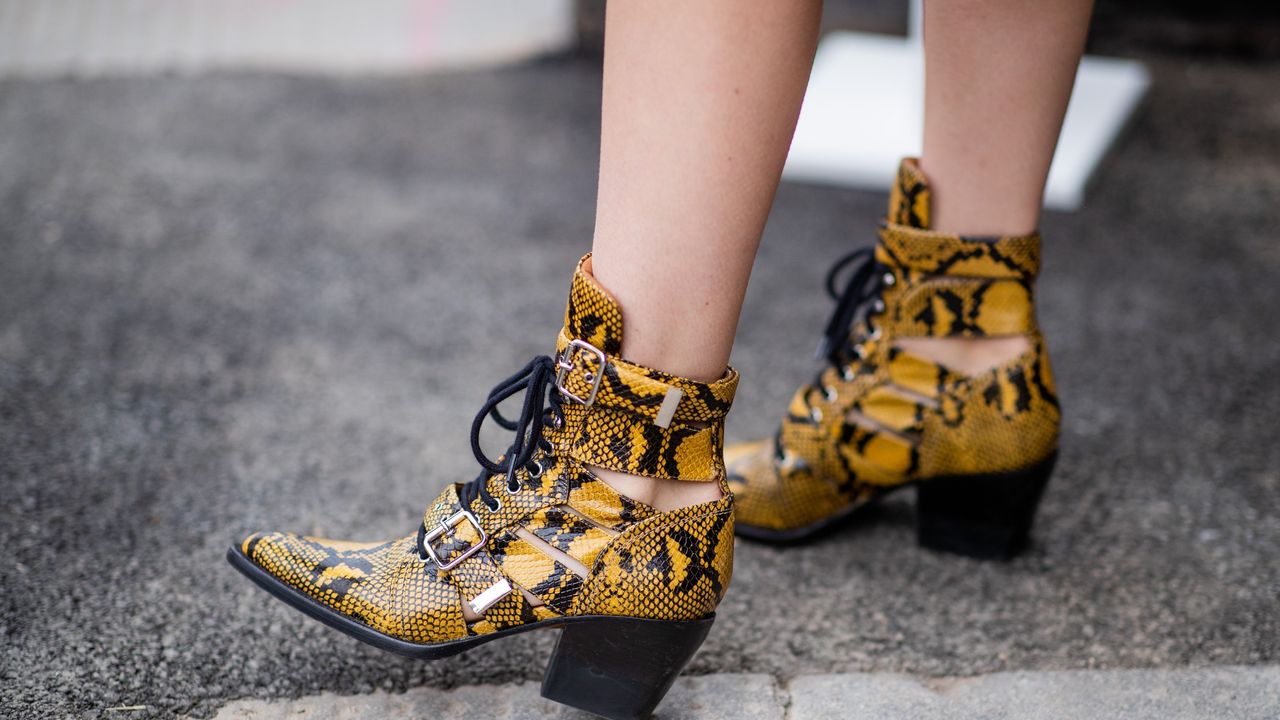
xmin=844 ymin=383 xmax=928 ymax=445
xmin=514 ymin=526 xmax=591 ymax=577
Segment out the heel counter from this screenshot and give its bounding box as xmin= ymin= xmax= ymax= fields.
xmin=572 ymin=498 xmax=734 ymax=621
xmin=921 ymin=339 xmax=1060 ymax=477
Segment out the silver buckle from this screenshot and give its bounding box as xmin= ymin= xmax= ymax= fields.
xmin=421 ymin=510 xmax=487 ymax=571
xmin=555 ymin=338 xmax=607 ymax=406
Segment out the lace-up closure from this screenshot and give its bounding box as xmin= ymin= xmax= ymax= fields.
xmin=815 ymin=246 xmax=891 ymax=368
xmin=459 ymin=355 xmax=566 ymax=514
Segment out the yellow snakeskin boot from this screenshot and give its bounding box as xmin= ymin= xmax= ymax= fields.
xmin=727 ymin=158 xmax=1060 ymax=559
xmin=228 ymin=255 xmax=738 ymax=720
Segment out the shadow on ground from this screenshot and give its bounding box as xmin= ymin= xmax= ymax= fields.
xmin=1 ymin=56 xmax=1277 ymax=718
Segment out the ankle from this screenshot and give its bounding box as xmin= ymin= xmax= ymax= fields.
xmin=894 ymin=335 xmax=1031 ymax=376
xmin=591 ymin=466 xmax=723 ymax=512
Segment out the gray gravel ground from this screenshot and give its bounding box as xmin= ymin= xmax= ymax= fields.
xmin=1 ymin=55 xmax=1278 ymax=718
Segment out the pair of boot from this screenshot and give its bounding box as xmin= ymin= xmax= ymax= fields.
xmin=228 ymin=159 xmax=1061 ymax=720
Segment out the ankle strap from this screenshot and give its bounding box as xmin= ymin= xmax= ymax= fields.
xmin=872 ymin=223 xmax=1042 ymax=338
xmin=553 ymin=331 xmax=738 ymax=482
xmin=877 ymin=224 xmax=1041 ymax=281
xmin=555 ymin=332 xmax=738 ymax=424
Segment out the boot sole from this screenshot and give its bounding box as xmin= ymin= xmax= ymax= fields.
xmin=735 ymin=452 xmax=1057 ymax=560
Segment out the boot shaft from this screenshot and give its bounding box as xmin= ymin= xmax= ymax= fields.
xmin=878 ymin=158 xmax=1043 ymax=341
xmin=555 ymin=255 xmax=739 ymax=485
xmin=553 ymin=255 xmax=737 ymax=620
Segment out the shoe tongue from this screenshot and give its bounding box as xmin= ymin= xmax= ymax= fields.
xmin=563 ymin=254 xmax=625 ymax=356
xmin=886 ymin=158 xmax=932 ymax=230
xmin=423 ymin=484 xmax=462 ymax=528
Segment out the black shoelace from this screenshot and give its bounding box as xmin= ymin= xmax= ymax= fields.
xmin=814 ymin=247 xmax=889 ymax=368
xmin=457 ymin=355 xmax=567 ymax=513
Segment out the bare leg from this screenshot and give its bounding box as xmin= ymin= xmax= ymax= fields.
xmin=590 ymin=0 xmax=821 ymax=510
xmin=899 ymin=0 xmax=1095 ymax=372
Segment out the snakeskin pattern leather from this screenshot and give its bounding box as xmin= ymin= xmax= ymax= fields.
xmin=239 ymin=255 xmax=738 ymax=646
xmin=728 ymin=158 xmax=1061 ymax=535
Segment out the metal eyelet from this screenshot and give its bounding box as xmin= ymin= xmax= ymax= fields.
xmin=551 ymin=415 xmax=564 ymax=430
xmin=868 ymin=325 xmax=882 ymax=341
xmin=873 ymin=299 xmax=885 ymax=313
xmin=824 ymin=385 xmax=838 ymax=402
xmin=527 ymin=459 xmax=544 ymax=479
xmin=883 ymin=272 xmax=896 ymax=286
xmin=505 ymin=480 xmax=520 ymax=495
xmin=841 ymin=366 xmax=855 ymax=381
xmin=486 ymin=498 xmax=502 ymax=512
xmin=810 ymin=406 xmax=823 ymax=423
xmin=854 ymin=344 xmax=867 ymax=360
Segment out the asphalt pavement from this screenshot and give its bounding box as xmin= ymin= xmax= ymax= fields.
xmin=1 ymin=55 xmax=1277 ymax=718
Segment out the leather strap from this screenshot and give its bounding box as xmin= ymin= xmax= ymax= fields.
xmin=555 ymin=330 xmax=738 ymax=424
xmin=877 ymin=223 xmax=1041 ymax=280
xmin=552 ymin=330 xmax=738 ymax=482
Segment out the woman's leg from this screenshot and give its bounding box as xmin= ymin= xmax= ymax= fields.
xmin=899 ymin=0 xmax=1095 ymax=373
xmin=921 ymin=0 xmax=1095 ymax=234
xmin=590 ymin=0 xmax=822 ymax=509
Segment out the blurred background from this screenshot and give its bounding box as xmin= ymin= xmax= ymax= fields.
xmin=0 ymin=0 xmax=1276 ymax=76
xmin=1 ymin=2 xmax=1278 ymax=719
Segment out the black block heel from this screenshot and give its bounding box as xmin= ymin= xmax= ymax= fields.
xmin=916 ymin=452 xmax=1056 ymax=560
xmin=541 ymin=614 xmax=714 ymax=720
